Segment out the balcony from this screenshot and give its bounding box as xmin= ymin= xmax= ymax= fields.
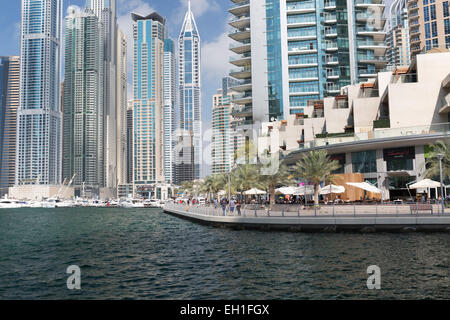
xmin=231 ymin=119 xmax=254 ymax=129
xmin=355 ymin=0 xmax=386 ymax=7
xmin=324 ymin=28 xmax=337 ymax=37
xmin=373 ymin=119 xmax=390 ymax=129
xmin=231 ymin=105 xmax=253 ymax=117
xmin=324 ymin=0 xmax=336 ymax=10
xmin=229 ymin=79 xmax=252 ymax=92
xmin=359 ymin=69 xmax=377 ymax=78
xmin=229 ymin=53 xmax=251 ymax=67
xmin=324 ymin=41 xmax=338 ymax=51
xmin=229 ymin=0 xmax=250 ymax=16
xmin=229 ymin=66 xmax=252 ymax=79
xmin=357 ymin=40 xmax=388 ymax=52
xmin=326 ymin=71 xmax=340 ymax=80
xmin=357 ymin=54 xmax=386 ymax=65
xmin=324 ymin=55 xmax=339 ymax=65
xmin=326 ymin=83 xmax=340 ymax=93
xmin=229 ymin=28 xmax=251 ymax=41
xmin=232 ymin=92 xmax=253 ymax=105
xmin=287 ymin=18 xmax=316 ymax=27
xmin=288 ymin=46 xmax=317 ymax=54
xmin=356 ymin=26 xmax=386 ymax=38
xmin=286 ymin=1 xmax=316 ymax=13
xmin=229 ymin=40 xmax=251 ymax=54
xmin=391 ymin=73 xmax=417 ymax=83
xmin=323 ymin=13 xmax=337 ymax=24
xmin=229 ymin=14 xmax=250 ymax=29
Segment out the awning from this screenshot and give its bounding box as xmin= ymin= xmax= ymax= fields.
xmin=346 ymin=182 xmax=382 ymax=194
xmin=243 ymin=188 xmax=267 ymax=195
xmin=409 ymin=179 xmax=441 ymax=189
xmin=319 ymin=185 xmax=345 ymax=195
xmin=275 ymin=187 xmax=299 ymax=195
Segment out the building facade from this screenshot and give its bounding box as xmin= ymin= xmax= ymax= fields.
xmin=132 ymin=12 xmax=166 ymax=199
xmin=176 ymin=3 xmax=202 ymax=184
xmin=0 ymin=56 xmax=20 ymax=196
xmin=228 ymin=0 xmax=388 ymax=148
xmin=164 ymin=38 xmax=177 ymax=184
xmin=262 ymin=50 xmax=450 ymax=200
xmin=63 ymin=7 xmax=104 ymax=192
xmin=211 ymin=77 xmax=243 ymax=174
xmin=408 ymin=0 xmax=450 ymax=55
xmin=386 ymin=0 xmax=411 ymax=69
xmin=16 ymin=0 xmax=63 ymax=185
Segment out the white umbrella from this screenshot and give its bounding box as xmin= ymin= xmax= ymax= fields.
xmin=409 ymin=179 xmax=441 ymax=189
xmin=243 ymin=188 xmax=267 ymax=195
xmin=319 ymin=184 xmax=345 ymax=195
xmin=346 ymin=182 xmax=382 ymax=194
xmin=275 ymin=187 xmax=299 ymax=195
xmin=292 ymin=185 xmax=315 ymax=195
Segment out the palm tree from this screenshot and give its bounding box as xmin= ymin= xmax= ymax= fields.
xmin=294 ymin=150 xmax=341 ymax=205
xmin=425 ymin=139 xmax=450 ymax=180
xmin=180 ymin=180 xmax=195 ymax=197
xmin=231 ymin=164 xmax=260 ymax=200
xmin=258 ymin=161 xmax=294 ymax=206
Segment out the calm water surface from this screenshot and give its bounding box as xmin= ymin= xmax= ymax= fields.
xmin=0 ymin=208 xmax=449 ymax=299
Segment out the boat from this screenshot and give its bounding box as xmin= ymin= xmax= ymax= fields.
xmin=120 ymin=199 xmax=145 ymax=208
xmin=143 ymin=199 xmax=160 ymax=208
xmin=0 ymin=198 xmax=23 ymax=209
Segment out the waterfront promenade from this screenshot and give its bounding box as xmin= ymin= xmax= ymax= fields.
xmin=163 ymin=203 xmax=450 ymax=232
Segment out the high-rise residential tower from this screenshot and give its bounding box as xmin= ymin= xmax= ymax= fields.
xmin=211 ymin=77 xmax=243 ymax=175
xmin=131 ymin=12 xmax=166 ymax=199
xmin=176 ymin=2 xmax=202 ymax=184
xmin=228 ymin=0 xmax=387 ymax=151
xmin=0 ymin=56 xmax=20 ymax=195
xmin=408 ymin=0 xmax=450 ymax=56
xmin=386 ymin=0 xmax=411 ymax=68
xmin=63 ymin=7 xmax=104 ymax=191
xmin=164 ymin=38 xmax=177 ymax=184
xmin=16 ymin=0 xmax=63 ymax=185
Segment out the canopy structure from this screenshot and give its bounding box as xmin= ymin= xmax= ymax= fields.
xmin=409 ymin=179 xmax=441 ymax=189
xmin=243 ymin=188 xmax=267 ymax=195
xmin=275 ymin=187 xmax=299 ymax=195
xmin=319 ymin=185 xmax=345 ymax=195
xmin=346 ymin=182 xmax=382 ymax=194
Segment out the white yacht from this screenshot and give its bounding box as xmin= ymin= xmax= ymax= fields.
xmin=144 ymin=199 xmax=160 ymax=208
xmin=0 ymin=199 xmax=23 ymax=209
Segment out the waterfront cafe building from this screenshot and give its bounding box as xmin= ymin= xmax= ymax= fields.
xmin=258 ymin=50 xmax=450 ymax=201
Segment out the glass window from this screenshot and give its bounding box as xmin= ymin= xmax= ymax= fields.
xmin=433 ymin=38 xmax=439 ymax=47
xmin=446 ymin=35 xmax=450 ymax=48
xmin=330 ymin=154 xmax=345 ymax=174
xmin=426 ymin=39 xmax=432 ymax=50
xmin=425 ymin=23 xmax=431 ymax=39
xmin=432 ymin=21 xmax=438 ymax=37
xmin=352 ymin=151 xmax=377 ymax=173
xmin=384 ymin=147 xmax=415 ymax=172
xmin=424 ymin=7 xmax=430 ymax=22
xmin=445 ymin=19 xmax=450 ymax=34
xmin=444 ymin=2 xmax=449 ymax=17
xmin=430 ymin=4 xmax=436 ymax=20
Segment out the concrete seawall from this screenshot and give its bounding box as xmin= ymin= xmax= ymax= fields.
xmin=163 ymin=205 xmax=450 ymax=233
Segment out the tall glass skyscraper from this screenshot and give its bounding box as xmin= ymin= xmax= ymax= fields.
xmin=17 ymin=0 xmax=62 ymax=185
xmin=0 ymin=56 xmax=20 ymax=195
xmin=176 ymin=2 xmax=202 ymax=184
xmin=131 ymin=12 xmax=166 ymax=198
xmin=164 ymin=38 xmax=177 ymax=184
xmin=228 ymin=0 xmax=387 ymax=140
xmin=63 ymin=7 xmax=104 ymax=191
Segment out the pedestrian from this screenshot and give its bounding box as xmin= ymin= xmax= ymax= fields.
xmin=214 ymin=199 xmax=218 ymax=209
xmin=229 ymin=199 xmax=236 ymax=214
xmin=236 ymin=200 xmax=241 ymax=216
xmin=220 ymin=198 xmax=227 ymax=216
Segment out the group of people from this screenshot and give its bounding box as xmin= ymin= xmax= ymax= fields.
xmin=213 ymin=198 xmax=242 ymax=216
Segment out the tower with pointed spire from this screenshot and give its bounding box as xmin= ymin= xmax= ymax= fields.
xmin=176 ymin=1 xmax=202 ymax=184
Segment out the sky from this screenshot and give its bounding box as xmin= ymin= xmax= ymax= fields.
xmin=0 ymin=0 xmax=232 ymax=176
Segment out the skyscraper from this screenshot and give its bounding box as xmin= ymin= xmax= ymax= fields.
xmin=131 ymin=12 xmax=166 ymax=199
xmin=176 ymin=2 xmax=202 ymax=184
xmin=63 ymin=7 xmax=104 ymax=191
xmin=211 ymin=77 xmax=242 ymax=175
xmin=408 ymin=0 xmax=450 ymax=56
xmin=164 ymin=38 xmax=177 ymax=184
xmin=0 ymin=56 xmax=20 ymax=195
xmin=228 ymin=0 xmax=387 ymax=149
xmin=17 ymin=0 xmax=62 ymax=185
xmin=386 ymin=0 xmax=411 ymax=68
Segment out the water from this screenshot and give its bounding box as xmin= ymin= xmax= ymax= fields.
xmin=0 ymin=208 xmax=449 ymax=299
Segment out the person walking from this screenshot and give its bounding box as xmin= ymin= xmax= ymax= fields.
xmin=220 ymin=198 xmax=227 ymax=216
xmin=229 ymin=199 xmax=236 ymax=215
xmin=236 ymin=200 xmax=241 ymax=216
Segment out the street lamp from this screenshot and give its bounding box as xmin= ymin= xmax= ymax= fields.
xmin=437 ymin=153 xmax=445 ymax=213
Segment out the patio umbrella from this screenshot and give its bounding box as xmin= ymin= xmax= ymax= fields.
xmin=275 ymin=187 xmax=299 ymax=195
xmin=218 ymin=190 xmax=226 ymax=196
xmin=319 ymin=184 xmax=345 ymax=195
xmin=346 ymin=182 xmax=382 ymax=194
xmin=292 ymin=185 xmax=315 ymax=195
xmin=408 ymin=179 xmax=441 ymax=189
xmin=243 ymin=188 xmax=267 ymax=195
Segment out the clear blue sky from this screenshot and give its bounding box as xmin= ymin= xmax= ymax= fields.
xmin=0 ymin=0 xmax=232 ymax=176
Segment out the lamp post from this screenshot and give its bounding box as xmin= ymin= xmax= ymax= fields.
xmin=437 ymin=153 xmax=445 ymax=213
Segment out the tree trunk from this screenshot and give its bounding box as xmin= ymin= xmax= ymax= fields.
xmin=270 ymin=186 xmax=275 ymax=207
xmin=314 ymin=184 xmax=320 ymax=206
